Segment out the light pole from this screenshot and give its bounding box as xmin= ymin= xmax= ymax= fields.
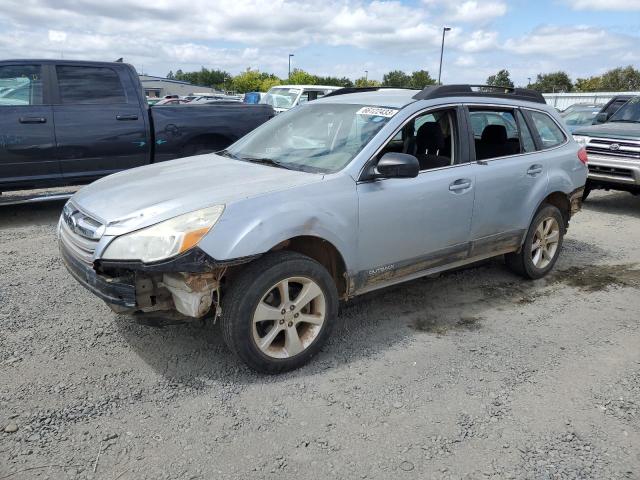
xmin=527 ymin=77 xmax=532 ymax=87
xmin=437 ymin=27 xmax=451 ymax=85
xmin=364 ymin=70 xmax=368 ymax=84
xmin=288 ymin=54 xmax=294 ymax=80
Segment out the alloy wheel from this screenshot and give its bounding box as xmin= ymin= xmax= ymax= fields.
xmin=251 ymin=276 xmax=326 ymax=359
xmin=531 ymin=216 xmax=560 ymax=269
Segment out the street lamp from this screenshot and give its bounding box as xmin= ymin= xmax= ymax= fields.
xmin=438 ymin=27 xmax=451 ymax=85
xmin=288 ymin=54 xmax=294 ymax=80
xmin=365 ymin=70 xmax=368 ymax=83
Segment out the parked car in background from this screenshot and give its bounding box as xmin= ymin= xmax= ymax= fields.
xmin=561 ymin=103 xmax=602 ymax=116
xmin=146 ymin=98 xmax=161 ymax=105
xmin=260 ymin=85 xmax=342 ymax=113
xmin=573 ymin=96 xmax=640 ymax=199
xmin=153 ymin=98 xmax=190 ymax=105
xmin=593 ymin=95 xmax=634 ymax=124
xmin=561 ymin=105 xmax=602 ymax=133
xmin=0 ymin=59 xmax=274 ymax=193
xmin=59 ymin=85 xmax=586 ymax=373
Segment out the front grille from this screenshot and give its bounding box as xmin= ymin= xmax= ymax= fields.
xmin=588 ymin=164 xmax=634 ymax=179
xmin=59 ymin=203 xmax=103 ymax=267
xmin=586 ymin=138 xmax=640 ymax=159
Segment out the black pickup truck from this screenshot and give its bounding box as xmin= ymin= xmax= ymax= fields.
xmin=0 ymin=60 xmax=274 ymax=193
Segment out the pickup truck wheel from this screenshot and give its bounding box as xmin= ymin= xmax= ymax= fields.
xmin=221 ymin=251 xmax=338 ymax=374
xmin=505 ymin=204 xmax=564 ymax=280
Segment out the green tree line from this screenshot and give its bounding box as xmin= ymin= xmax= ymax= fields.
xmin=166 ymin=65 xmax=640 ymax=94
xmin=485 ymin=66 xmax=640 ymax=93
xmin=165 ymin=67 xmax=437 ymax=93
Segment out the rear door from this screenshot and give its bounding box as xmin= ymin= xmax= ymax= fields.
xmin=52 ymin=64 xmax=149 ymax=180
xmin=0 ymin=63 xmax=59 ymax=187
xmin=466 ymin=106 xmax=548 ymax=255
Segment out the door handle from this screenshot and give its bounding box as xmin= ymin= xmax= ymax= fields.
xmin=527 ymin=165 xmax=543 ymax=176
xmin=449 ymin=179 xmax=472 ymax=192
xmin=116 ymin=114 xmax=138 ymax=121
xmin=19 ymin=117 xmax=46 ymax=124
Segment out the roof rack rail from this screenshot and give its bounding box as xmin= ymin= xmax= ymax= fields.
xmin=412 ymin=84 xmax=546 ymax=104
xmin=322 ymin=86 xmax=412 ymax=98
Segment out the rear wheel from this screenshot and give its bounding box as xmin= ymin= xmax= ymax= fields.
xmin=221 ymin=251 xmax=338 ymax=373
xmin=505 ymin=204 xmax=564 ymax=279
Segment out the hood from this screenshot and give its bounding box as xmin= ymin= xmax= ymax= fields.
xmin=572 ymin=121 xmax=640 ymax=140
xmin=70 ymin=154 xmax=322 ymax=232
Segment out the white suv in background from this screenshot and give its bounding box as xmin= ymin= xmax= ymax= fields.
xmin=261 ymin=85 xmax=342 ymax=113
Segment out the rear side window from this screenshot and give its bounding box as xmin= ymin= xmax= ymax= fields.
xmin=0 ymin=65 xmax=43 ymax=105
xmin=56 ymin=66 xmax=126 ymax=104
xmin=529 ymin=111 xmax=566 ymax=149
xmin=469 ymin=109 xmax=527 ymax=160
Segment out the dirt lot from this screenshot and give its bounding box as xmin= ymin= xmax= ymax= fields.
xmin=1 ymin=190 xmax=639 ymax=480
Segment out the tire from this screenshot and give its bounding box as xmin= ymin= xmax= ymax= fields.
xmin=220 ymin=251 xmax=338 ymax=374
xmin=582 ymin=183 xmax=592 ymax=202
xmin=505 ymin=204 xmax=565 ymax=280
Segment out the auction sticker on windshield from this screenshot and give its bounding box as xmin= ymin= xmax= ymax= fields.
xmin=356 ymin=107 xmax=398 ymax=118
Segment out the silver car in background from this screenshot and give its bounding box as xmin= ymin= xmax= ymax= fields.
xmin=59 ymin=85 xmax=587 ymax=373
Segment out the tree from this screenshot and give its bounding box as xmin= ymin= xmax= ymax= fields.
xmin=315 ymin=76 xmax=354 ymax=87
xmin=166 ymin=70 xmax=175 ymax=80
xmin=260 ymin=75 xmax=281 ymax=92
xmin=486 ymin=69 xmax=514 ymax=88
xmin=354 ymin=77 xmax=380 ymax=87
xmin=530 ymin=71 xmax=573 ymax=93
xmin=382 ymin=70 xmax=411 ymax=88
xmin=288 ymin=68 xmax=317 ymax=85
xmin=574 ymin=76 xmax=602 ymax=92
xmin=409 ymin=70 xmax=436 ymax=89
xmin=599 ymin=66 xmax=640 ymax=91
xmin=232 ymin=69 xmax=263 ymax=93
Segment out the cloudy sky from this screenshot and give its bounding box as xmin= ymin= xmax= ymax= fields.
xmin=0 ymin=0 xmax=639 ymax=85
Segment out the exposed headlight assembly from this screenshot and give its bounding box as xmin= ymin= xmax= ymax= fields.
xmin=102 ymin=205 xmax=224 ymax=263
xmin=572 ymin=135 xmax=590 ymax=147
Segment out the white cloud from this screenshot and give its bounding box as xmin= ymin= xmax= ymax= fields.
xmin=48 ymin=30 xmax=67 ymax=42
xmin=504 ymin=25 xmax=632 ymax=59
xmin=567 ymin=0 xmax=640 ymax=10
xmin=449 ymin=1 xmax=507 ymax=23
xmin=459 ymin=30 xmax=499 ymax=52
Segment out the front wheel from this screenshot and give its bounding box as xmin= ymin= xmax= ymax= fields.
xmin=221 ymin=251 xmax=338 ymax=373
xmin=505 ymin=204 xmax=565 ymax=280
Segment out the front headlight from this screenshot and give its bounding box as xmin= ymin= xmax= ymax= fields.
xmin=102 ymin=205 xmax=224 ymax=263
xmin=572 ymin=135 xmax=590 ymax=147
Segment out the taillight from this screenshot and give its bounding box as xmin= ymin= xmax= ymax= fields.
xmin=577 ymin=147 xmax=588 ymax=165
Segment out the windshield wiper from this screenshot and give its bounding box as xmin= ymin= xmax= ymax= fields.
xmin=238 ymin=156 xmax=292 ymax=170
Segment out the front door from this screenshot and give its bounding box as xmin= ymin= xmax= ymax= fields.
xmin=52 ymin=64 xmax=149 ymax=180
xmin=355 ymin=106 xmax=475 ymax=291
xmin=0 ymin=64 xmax=59 ymax=188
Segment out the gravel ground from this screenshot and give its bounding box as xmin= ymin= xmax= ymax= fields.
xmin=1 ymin=190 xmax=639 ymax=480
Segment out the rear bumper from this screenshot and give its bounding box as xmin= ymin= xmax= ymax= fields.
xmin=587 ymin=154 xmax=640 ymax=187
xmin=60 ymin=242 xmax=136 ymax=307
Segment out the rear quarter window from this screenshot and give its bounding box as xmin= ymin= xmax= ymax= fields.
xmin=529 ymin=111 xmax=566 ymax=149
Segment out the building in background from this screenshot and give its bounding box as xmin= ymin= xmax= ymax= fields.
xmin=139 ymin=75 xmax=218 ymax=98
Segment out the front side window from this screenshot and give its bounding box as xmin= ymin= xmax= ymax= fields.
xmin=0 ymin=65 xmax=43 ymax=106
xmin=529 ymin=111 xmax=566 ymax=149
xmin=470 ymin=109 xmax=525 ymax=160
xmin=377 ymin=109 xmax=457 ymax=171
xmin=56 ymin=66 xmax=126 ymax=104
xmin=223 ymin=103 xmax=395 ymax=173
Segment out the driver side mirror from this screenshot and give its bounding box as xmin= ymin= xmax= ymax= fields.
xmin=375 ymin=152 xmax=419 ymax=179
xmin=594 ymin=112 xmax=608 ymax=124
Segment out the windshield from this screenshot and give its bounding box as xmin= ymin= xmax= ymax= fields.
xmin=224 ymin=103 xmax=397 ymax=173
xmin=260 ymin=88 xmax=301 ymax=109
xmin=609 ymin=97 xmax=640 ymax=123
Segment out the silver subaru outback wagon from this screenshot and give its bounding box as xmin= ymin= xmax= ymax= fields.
xmin=59 ymin=85 xmax=588 ymax=373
